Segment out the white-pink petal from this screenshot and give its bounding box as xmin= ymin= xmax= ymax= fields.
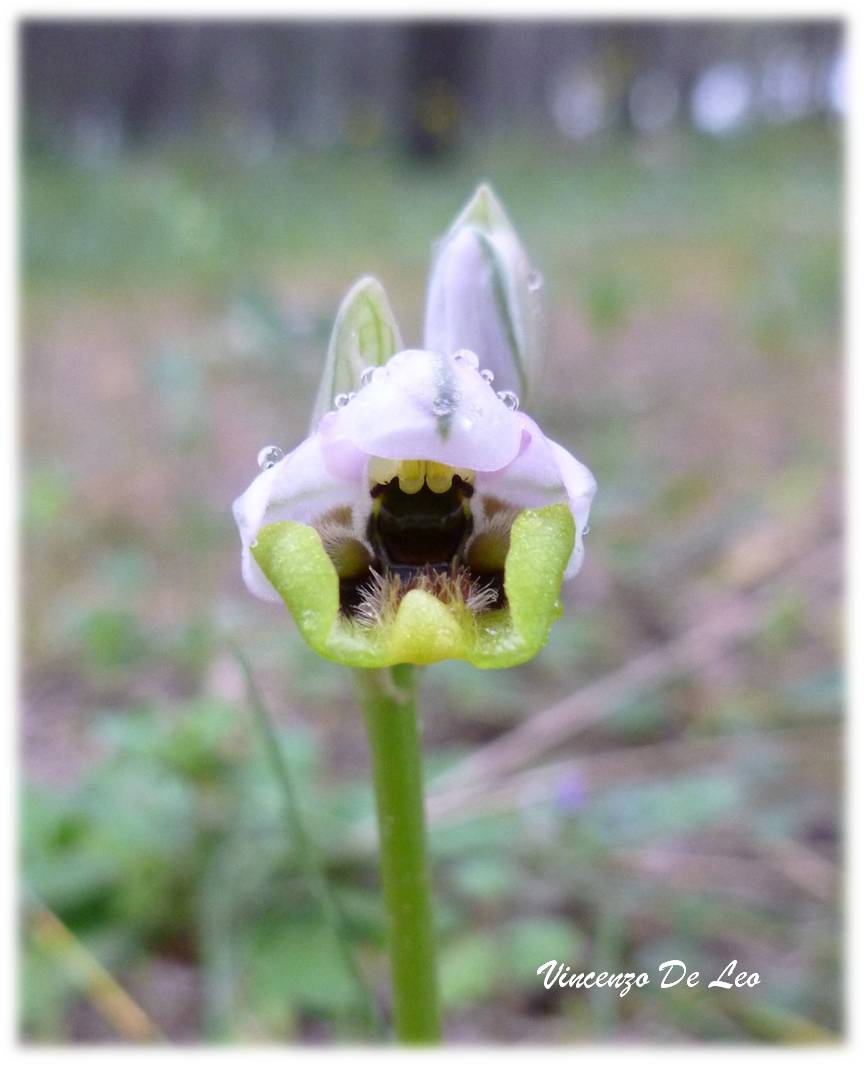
xmin=232 ymin=434 xmax=367 ymax=602
xmin=549 ymin=439 xmax=597 ymax=578
xmin=326 ymin=348 xmax=524 ymax=472
xmin=475 ymin=414 xmax=596 ymax=579
xmin=424 ymin=227 xmax=527 ymax=396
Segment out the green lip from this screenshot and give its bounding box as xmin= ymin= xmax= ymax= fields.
xmin=251 ymin=502 xmax=575 ymax=670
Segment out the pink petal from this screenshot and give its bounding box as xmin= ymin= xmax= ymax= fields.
xmin=232 ymin=433 xmax=367 ymax=602
xmin=476 ymin=414 xmax=596 ymax=579
xmin=327 ymin=349 xmax=524 ymax=472
xmin=424 ymin=226 xmax=528 ymax=396
xmin=549 ymin=439 xmax=597 ymax=578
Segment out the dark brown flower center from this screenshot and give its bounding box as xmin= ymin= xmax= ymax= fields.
xmin=317 ymin=465 xmax=514 ymax=621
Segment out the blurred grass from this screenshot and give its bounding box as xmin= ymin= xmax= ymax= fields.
xmin=20 ymin=122 xmax=841 ymax=1043
xmin=24 ymin=125 xmax=838 ymax=300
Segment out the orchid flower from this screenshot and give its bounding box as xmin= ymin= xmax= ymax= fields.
xmin=232 ymin=186 xmax=597 ymax=1043
xmin=233 ymin=190 xmax=595 ymax=671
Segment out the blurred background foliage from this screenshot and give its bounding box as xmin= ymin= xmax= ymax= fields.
xmin=20 ymin=18 xmax=842 ymax=1045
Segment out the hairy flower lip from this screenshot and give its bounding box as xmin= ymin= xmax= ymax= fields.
xmin=250 ymin=503 xmax=576 ymax=669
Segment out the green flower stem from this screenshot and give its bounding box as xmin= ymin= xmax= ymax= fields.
xmin=355 ymin=665 xmax=441 ymax=1044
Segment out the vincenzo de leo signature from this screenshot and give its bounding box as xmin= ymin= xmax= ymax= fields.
xmin=537 ymin=959 xmax=762 ymax=998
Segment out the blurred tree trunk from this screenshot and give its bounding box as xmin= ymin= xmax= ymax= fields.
xmin=21 ymin=19 xmax=844 ymax=152
xmin=400 ymin=21 xmax=479 ymax=160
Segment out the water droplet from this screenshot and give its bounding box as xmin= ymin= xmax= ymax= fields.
xmin=257 ymin=445 xmax=284 ymax=470
xmin=334 ymin=392 xmax=351 ymax=409
xmin=583 ymin=525 xmax=591 ymax=535
xmin=360 ymin=366 xmax=377 ymax=387
xmin=453 ymin=349 xmax=479 ymax=369
xmin=431 ymin=396 xmax=455 ymax=417
xmin=528 ymin=270 xmax=544 ymax=292
xmin=497 ymin=390 xmax=520 ymax=411
xmin=250 ymin=538 xmax=259 ymax=549
xmin=480 ymin=368 xmax=495 ymax=384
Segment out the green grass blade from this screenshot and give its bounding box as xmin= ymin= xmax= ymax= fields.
xmin=229 ymin=641 xmax=380 ymax=1040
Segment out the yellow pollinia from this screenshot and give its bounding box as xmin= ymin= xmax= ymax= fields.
xmin=367 ymin=458 xmax=474 ymax=495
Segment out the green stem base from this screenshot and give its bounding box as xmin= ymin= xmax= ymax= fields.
xmin=355 ymin=665 xmax=441 ymax=1045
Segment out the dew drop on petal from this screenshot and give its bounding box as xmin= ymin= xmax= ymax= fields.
xmin=360 ymin=366 xmax=377 ymax=387
xmin=257 ymin=445 xmax=284 ymax=470
xmin=497 ymin=390 xmax=520 ymax=410
xmin=528 ymin=270 xmax=544 ymax=292
xmin=334 ymin=392 xmax=351 ymax=409
xmin=480 ymin=368 xmax=495 ymax=384
xmin=453 ymin=349 xmax=480 ymax=370
xmin=431 ymin=395 xmax=455 ymax=417
xmin=250 ymin=538 xmax=258 ymax=549
xmin=583 ymin=525 xmax=591 ymax=535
